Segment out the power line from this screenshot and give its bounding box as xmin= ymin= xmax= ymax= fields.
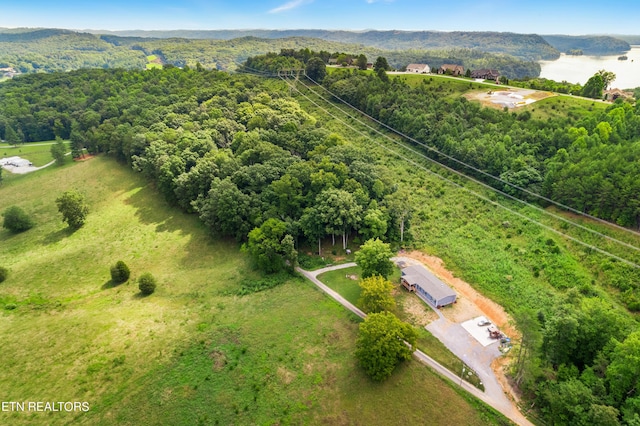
xmin=298 ymin=75 xmax=640 ymax=252
xmin=233 ymin=63 xmax=640 ymax=266
xmin=303 ymin=73 xmax=640 ymax=239
xmin=278 ymin=75 xmax=640 ymax=269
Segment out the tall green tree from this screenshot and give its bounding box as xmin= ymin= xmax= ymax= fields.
xmin=316 ymin=188 xmax=362 ymax=250
xmin=300 ymin=206 xmax=325 ymax=255
xmin=596 ymin=69 xmax=616 ymax=90
xmin=355 ymin=238 xmax=394 ymax=279
xmin=581 ymin=73 xmax=604 ymax=99
xmin=50 ymin=136 xmax=67 ymax=165
xmin=195 ymin=177 xmax=253 ymax=241
xmin=355 ymin=311 xmax=417 ymax=381
xmin=305 ymin=57 xmax=326 ymax=82
xmin=358 ymin=275 xmax=396 ymax=313
xmin=356 ymin=54 xmax=368 ymax=71
xmin=243 ymin=218 xmax=297 ymax=273
xmin=4 ymin=124 xmax=21 ymax=146
xmin=55 ymin=190 xmax=89 ymax=230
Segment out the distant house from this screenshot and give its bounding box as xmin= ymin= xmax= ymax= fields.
xmin=438 ymin=64 xmax=464 ymax=76
xmin=406 ymin=63 xmax=430 ymax=74
xmin=401 ymin=264 xmax=457 ymax=308
xmin=604 ymin=89 xmax=631 ymax=101
xmin=471 ymin=69 xmax=500 ymax=80
xmin=328 ymin=58 xmax=339 ymax=65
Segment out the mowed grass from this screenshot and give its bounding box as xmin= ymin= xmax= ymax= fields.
xmin=1 ymin=140 xmax=67 ymax=167
xmin=0 ymin=156 xmax=506 ymax=425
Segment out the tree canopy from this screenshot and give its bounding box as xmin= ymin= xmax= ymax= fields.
xmin=2 ymin=205 xmax=34 ymax=233
xmin=358 ymin=275 xmax=396 ymax=313
xmin=355 ymin=311 xmax=417 ymax=381
xmin=55 ymin=190 xmax=89 ymax=230
xmin=355 ymin=238 xmax=395 ymax=279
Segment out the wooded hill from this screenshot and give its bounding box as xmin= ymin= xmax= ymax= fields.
xmin=92 ymin=29 xmax=562 ymax=61
xmin=542 ymin=35 xmax=631 ymax=55
xmin=0 ymin=28 xmax=541 ymax=78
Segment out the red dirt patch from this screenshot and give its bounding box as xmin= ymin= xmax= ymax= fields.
xmin=73 ymin=154 xmax=96 ymax=162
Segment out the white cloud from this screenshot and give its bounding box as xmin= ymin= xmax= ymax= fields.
xmin=268 ymin=0 xmax=313 ymax=14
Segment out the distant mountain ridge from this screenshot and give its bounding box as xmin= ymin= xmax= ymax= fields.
xmin=89 ymin=29 xmax=561 ymax=61
xmin=542 ymin=35 xmax=630 ymax=55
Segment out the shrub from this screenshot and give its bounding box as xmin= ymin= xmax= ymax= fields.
xmin=138 ymin=272 xmax=157 ymax=295
xmin=110 ymin=260 xmax=130 ymax=284
xmin=0 ymin=266 xmax=8 ymax=283
xmin=2 ymin=206 xmax=35 ymax=233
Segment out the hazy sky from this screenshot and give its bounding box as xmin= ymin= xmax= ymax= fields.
xmin=1 ymin=0 xmax=639 ymax=34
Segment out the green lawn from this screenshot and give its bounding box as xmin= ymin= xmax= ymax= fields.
xmin=1 ymin=140 xmax=68 ymax=167
xmin=0 ymin=156 xmax=506 ymax=425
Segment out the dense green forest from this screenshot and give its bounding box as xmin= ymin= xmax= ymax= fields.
xmin=542 ymin=35 xmax=631 ymax=55
xmin=2 ymin=63 xmax=640 ymax=424
xmin=0 ymin=28 xmax=540 ymax=78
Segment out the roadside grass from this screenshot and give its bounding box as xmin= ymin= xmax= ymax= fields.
xmin=317 ymin=266 xmax=484 ymax=389
xmin=0 ymin=140 xmax=68 ymax=166
xmin=525 ymin=94 xmax=608 ymax=120
xmin=0 ymin=156 xmax=507 ymax=425
xmin=394 ymin=73 xmax=489 ymax=94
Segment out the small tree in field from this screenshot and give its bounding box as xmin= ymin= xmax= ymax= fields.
xmin=110 ymin=261 xmax=130 ymax=284
xmin=56 ymin=190 xmax=89 ymax=230
xmin=2 ymin=206 xmax=35 ymax=233
xmin=358 ymin=275 xmax=396 ymax=313
xmin=355 ymin=311 xmax=417 ymax=381
xmin=0 ymin=266 xmax=8 ymax=283
xmin=138 ymin=272 xmax=157 ymax=295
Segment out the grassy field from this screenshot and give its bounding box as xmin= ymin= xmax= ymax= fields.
xmin=0 ymin=157 xmax=507 ymax=425
xmin=1 ymin=141 xmax=68 ymax=167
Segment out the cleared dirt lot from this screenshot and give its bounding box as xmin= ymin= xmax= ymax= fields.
xmin=465 ymin=87 xmax=555 ymax=109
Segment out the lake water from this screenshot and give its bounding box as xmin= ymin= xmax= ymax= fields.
xmin=539 ymin=46 xmax=640 ymax=89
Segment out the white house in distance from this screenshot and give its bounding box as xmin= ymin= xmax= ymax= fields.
xmin=406 ymin=63 xmax=430 ymax=74
xmin=401 ymin=264 xmax=457 ymax=308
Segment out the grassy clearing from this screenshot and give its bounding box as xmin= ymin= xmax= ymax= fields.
xmin=0 ymin=140 xmax=67 ymax=166
xmin=0 ymin=156 xmax=507 ymax=425
xmin=524 ymin=94 xmax=608 ymax=120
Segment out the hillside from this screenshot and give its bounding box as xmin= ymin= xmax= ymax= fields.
xmin=94 ymin=28 xmax=561 ymax=61
xmin=542 ymin=34 xmax=631 ymax=55
xmin=0 ymin=28 xmax=541 ymax=78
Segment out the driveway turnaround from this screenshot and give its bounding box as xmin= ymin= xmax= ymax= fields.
xmin=297 ymin=259 xmax=533 ymax=426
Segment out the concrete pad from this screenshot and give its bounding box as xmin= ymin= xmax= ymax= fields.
xmin=461 ymin=317 xmax=498 ymax=347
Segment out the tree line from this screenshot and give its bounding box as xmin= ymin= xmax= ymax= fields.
xmin=0 ymin=67 xmax=412 ymax=273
